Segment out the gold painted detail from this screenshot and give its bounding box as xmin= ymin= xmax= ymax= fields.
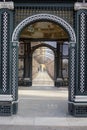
xmin=20 ymin=22 xmax=68 ymax=40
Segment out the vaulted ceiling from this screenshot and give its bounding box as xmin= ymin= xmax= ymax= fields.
xmin=20 ymin=21 xmax=68 ymax=40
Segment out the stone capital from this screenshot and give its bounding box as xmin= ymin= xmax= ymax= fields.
xmin=74 ymin=2 xmax=87 ymax=11
xmin=0 ymin=2 xmax=14 ymax=10
xmin=11 ymin=41 xmax=19 ymax=47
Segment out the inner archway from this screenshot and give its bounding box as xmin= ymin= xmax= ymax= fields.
xmin=32 ymin=46 xmax=54 ymax=86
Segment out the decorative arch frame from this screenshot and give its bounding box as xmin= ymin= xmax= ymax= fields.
xmin=31 ymin=43 xmax=56 ymax=54
xmin=12 ymin=13 xmax=76 ymax=42
xmin=11 ymin=14 xmax=76 ymax=111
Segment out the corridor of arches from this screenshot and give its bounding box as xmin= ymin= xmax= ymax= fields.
xmin=32 ymin=45 xmax=54 ymax=86
xmin=18 ymin=21 xmax=69 ymax=87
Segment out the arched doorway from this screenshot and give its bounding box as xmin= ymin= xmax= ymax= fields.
xmin=18 ymin=20 xmax=72 ymax=88
xmin=11 ymin=14 xmax=76 ymax=114
xmin=32 ymin=46 xmax=55 ymax=86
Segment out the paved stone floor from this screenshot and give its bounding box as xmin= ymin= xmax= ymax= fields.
xmin=32 ymin=71 xmax=54 ymax=86
xmin=0 ymin=72 xmax=87 ymax=130
xmin=0 ymin=86 xmax=87 ymax=130
xmin=18 ymin=86 xmax=68 ymax=117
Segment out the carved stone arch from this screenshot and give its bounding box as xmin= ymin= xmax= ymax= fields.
xmin=11 ymin=13 xmax=76 ymax=115
xmin=12 ymin=13 xmax=76 ymax=43
xmin=31 ymin=43 xmax=56 ymax=55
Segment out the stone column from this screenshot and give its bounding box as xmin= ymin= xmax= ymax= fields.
xmin=74 ymin=2 xmax=87 ymax=95
xmin=69 ymin=2 xmax=87 ymax=116
xmin=24 ymin=43 xmax=32 ymax=86
xmin=11 ymin=41 xmax=19 ymax=114
xmin=68 ymin=42 xmax=77 ymax=116
xmin=55 ymin=42 xmax=63 ymax=87
xmin=0 ymin=2 xmax=14 ymax=115
xmin=24 ymin=43 xmax=29 ymax=78
xmin=57 ymin=43 xmax=62 ymax=78
xmin=0 ymin=2 xmax=14 ymax=94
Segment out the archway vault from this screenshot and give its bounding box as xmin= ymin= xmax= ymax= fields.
xmin=11 ymin=13 xmax=76 ymax=115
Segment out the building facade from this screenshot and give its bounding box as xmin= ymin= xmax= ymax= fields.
xmin=0 ymin=0 xmax=87 ymax=116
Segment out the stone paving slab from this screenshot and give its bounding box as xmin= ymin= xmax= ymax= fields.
xmin=0 ymin=116 xmax=87 ymax=126
xmin=0 ymin=87 xmax=87 ymax=129
xmin=0 ymin=125 xmax=87 ymax=130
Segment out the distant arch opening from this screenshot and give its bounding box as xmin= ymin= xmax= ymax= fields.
xmin=32 ymin=46 xmax=55 ymax=86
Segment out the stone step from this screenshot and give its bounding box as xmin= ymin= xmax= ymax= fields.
xmin=0 ymin=116 xmax=87 ymax=130
xmin=0 ymin=125 xmax=87 ymax=130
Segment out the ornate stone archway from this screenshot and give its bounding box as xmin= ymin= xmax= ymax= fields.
xmin=11 ymin=13 xmax=76 ymax=115
xmin=12 ymin=14 xmax=76 ymax=42
xmin=0 ymin=1 xmax=87 ymax=117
